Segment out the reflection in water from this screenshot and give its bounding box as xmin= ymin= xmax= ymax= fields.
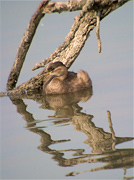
xmin=9 ymin=88 xmax=134 ymax=178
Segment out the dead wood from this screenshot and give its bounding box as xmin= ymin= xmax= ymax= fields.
xmin=96 ymin=10 xmax=101 ymax=53
xmin=6 ymin=0 xmax=50 ymax=90
xmin=42 ymin=0 xmax=87 ymax=14
xmin=5 ymin=0 xmax=130 ymax=96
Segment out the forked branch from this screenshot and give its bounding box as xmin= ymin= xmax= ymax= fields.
xmin=5 ymin=0 xmax=130 ymax=96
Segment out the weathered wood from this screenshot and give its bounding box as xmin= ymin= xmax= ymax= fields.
xmin=42 ymin=0 xmax=87 ymax=14
xmin=5 ymin=0 xmax=130 ymax=96
xmin=42 ymin=0 xmax=128 ymax=14
xmin=32 ymin=0 xmax=130 ymax=71
xmin=96 ymin=10 xmax=101 ymax=53
xmin=7 ymin=0 xmax=50 ymax=90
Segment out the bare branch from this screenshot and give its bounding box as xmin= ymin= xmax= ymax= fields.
xmin=5 ymin=0 xmax=130 ymax=96
xmin=96 ymin=10 xmax=101 ymax=53
xmin=7 ymin=0 xmax=50 ymax=90
xmin=32 ymin=0 xmax=129 ymax=71
xmin=42 ymin=0 xmax=87 ymax=14
xmin=32 ymin=0 xmax=95 ymax=71
xmin=42 ymin=0 xmax=129 ymax=14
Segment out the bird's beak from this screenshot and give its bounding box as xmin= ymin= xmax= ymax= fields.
xmin=44 ymin=71 xmax=52 ymax=76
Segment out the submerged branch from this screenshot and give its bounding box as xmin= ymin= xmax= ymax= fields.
xmin=107 ymin=110 xmax=116 ymax=140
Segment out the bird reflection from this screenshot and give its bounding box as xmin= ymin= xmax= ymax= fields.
xmin=41 ymin=88 xmax=92 ymax=117
xmin=9 ymin=89 xmax=134 ymax=178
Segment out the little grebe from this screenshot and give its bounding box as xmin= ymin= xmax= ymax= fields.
xmin=43 ymin=61 xmax=92 ymax=94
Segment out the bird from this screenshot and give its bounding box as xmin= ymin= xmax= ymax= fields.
xmin=43 ymin=61 xmax=92 ymax=94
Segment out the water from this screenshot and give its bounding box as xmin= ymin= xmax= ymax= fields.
xmin=0 ymin=1 xmax=133 ymax=179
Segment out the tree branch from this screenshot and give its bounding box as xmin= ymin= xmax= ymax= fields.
xmin=42 ymin=0 xmax=129 ymax=14
xmin=7 ymin=0 xmax=50 ymax=90
xmin=32 ymin=0 xmax=95 ymax=71
xmin=32 ymin=0 xmax=129 ymax=71
xmin=42 ymin=0 xmax=87 ymax=14
xmin=5 ymin=0 xmax=130 ymax=96
xmin=96 ymin=10 xmax=101 ymax=53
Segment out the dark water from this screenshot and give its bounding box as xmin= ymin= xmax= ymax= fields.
xmin=0 ymin=1 xmax=133 ymax=179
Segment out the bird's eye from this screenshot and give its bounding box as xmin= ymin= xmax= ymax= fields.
xmin=48 ymin=67 xmax=54 ymax=71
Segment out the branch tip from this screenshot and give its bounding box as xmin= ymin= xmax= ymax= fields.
xmin=96 ymin=10 xmax=101 ymax=53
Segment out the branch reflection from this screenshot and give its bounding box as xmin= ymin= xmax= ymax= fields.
xmin=9 ymin=88 xmax=134 ymax=178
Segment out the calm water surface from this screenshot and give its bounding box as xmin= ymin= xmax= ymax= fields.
xmin=0 ymin=1 xmax=133 ymax=179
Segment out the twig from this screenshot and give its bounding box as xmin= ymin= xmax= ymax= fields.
xmin=96 ymin=10 xmax=101 ymax=53
xmin=32 ymin=58 xmax=50 ymax=71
